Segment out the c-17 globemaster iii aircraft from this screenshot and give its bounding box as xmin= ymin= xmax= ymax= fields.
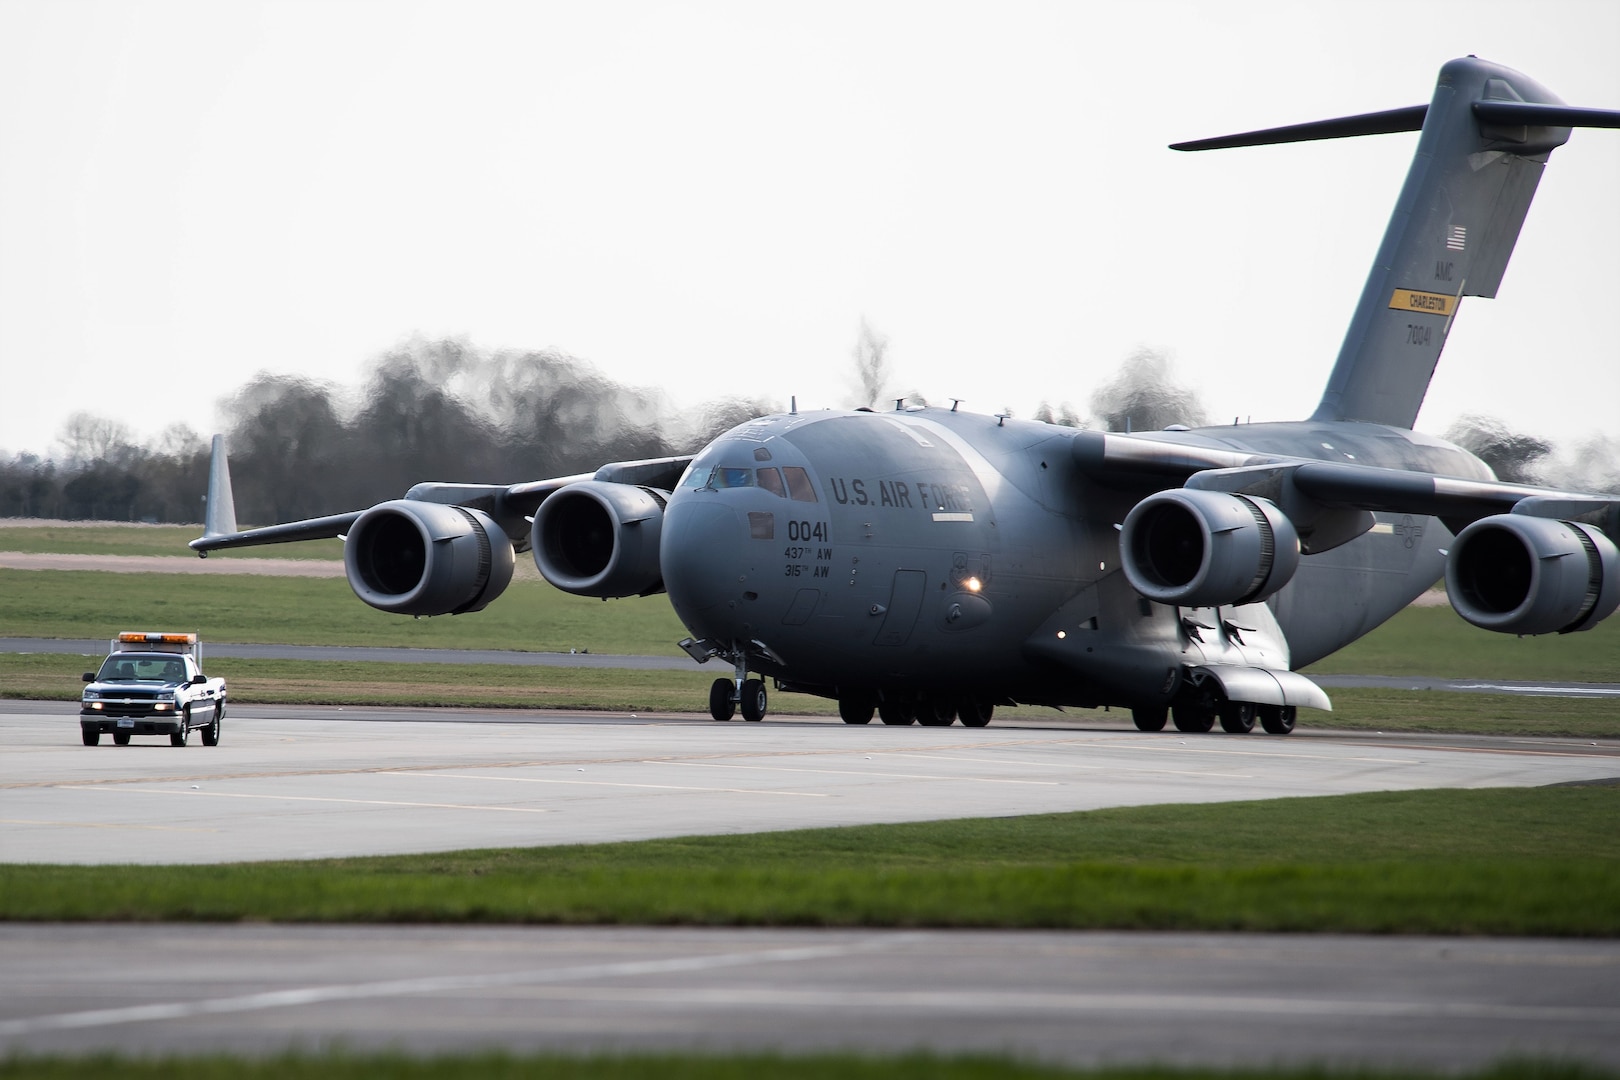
xmin=194 ymin=57 xmax=1619 ymax=734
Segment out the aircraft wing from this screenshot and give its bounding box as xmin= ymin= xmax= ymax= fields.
xmin=1069 ymin=428 xmax=1617 ymax=536
xmin=189 ymin=455 xmax=693 ymax=555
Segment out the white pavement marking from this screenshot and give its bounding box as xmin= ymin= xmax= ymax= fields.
xmin=56 ymin=785 xmax=552 ymax=814
xmin=0 ymin=937 xmax=917 ymax=1038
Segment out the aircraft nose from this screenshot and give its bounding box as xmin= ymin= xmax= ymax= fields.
xmin=662 ymin=498 xmax=750 ymax=633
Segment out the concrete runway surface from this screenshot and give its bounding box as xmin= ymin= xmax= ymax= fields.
xmin=3 ymin=701 xmax=1617 ymax=1068
xmin=5 ymin=701 xmax=1618 ymax=864
xmin=3 ymin=925 xmax=1618 ymax=1069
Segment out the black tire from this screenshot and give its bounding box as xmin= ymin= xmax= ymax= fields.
xmin=1259 ymin=704 xmax=1297 ymax=735
xmin=918 ymin=697 xmax=956 ymax=727
xmin=201 ymin=703 xmax=221 ymax=746
xmin=82 ymin=728 xmax=100 ymax=746
xmin=740 ymin=678 xmax=767 ymax=722
xmin=113 ymin=731 xmax=132 ymax=746
xmin=839 ymin=697 xmax=875 ymax=725
xmin=958 ymin=697 xmax=994 ymax=728
xmin=1218 ymin=701 xmax=1256 ymax=734
xmin=708 ymin=678 xmax=735 ymax=722
xmin=1132 ymin=707 xmax=1168 ymax=732
xmin=170 ymin=708 xmax=190 ymax=747
xmin=1172 ymin=703 xmax=1215 ymax=733
xmin=878 ymin=699 xmax=916 ymax=726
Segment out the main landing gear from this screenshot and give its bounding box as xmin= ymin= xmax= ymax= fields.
xmin=1131 ymin=699 xmax=1295 ymax=735
xmin=842 ymin=692 xmax=994 ymax=728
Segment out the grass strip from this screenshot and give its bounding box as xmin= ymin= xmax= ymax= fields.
xmin=4 ymin=788 xmax=1616 ymax=935
xmin=8 ymin=653 xmax=1619 ymax=734
xmin=0 ymin=523 xmax=340 ymax=560
xmin=0 ymin=569 xmax=690 ymax=654
xmin=1 ymin=1052 xmax=1612 ymax=1080
xmin=3 ymin=566 xmax=1619 ymax=683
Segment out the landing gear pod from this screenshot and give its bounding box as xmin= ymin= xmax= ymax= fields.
xmin=531 ymin=481 xmax=667 ymax=598
xmin=1446 ymin=515 xmax=1619 ymax=634
xmin=345 ymin=501 xmax=515 ymax=615
xmin=1120 ymin=490 xmax=1301 ymax=608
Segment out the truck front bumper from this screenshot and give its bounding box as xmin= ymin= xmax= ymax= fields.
xmin=80 ymin=714 xmax=184 ymax=736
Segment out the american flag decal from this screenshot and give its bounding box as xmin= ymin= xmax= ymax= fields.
xmin=1445 ymin=225 xmax=1467 ymax=251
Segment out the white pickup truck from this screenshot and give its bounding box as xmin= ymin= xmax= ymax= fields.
xmin=79 ymin=632 xmax=227 ymax=747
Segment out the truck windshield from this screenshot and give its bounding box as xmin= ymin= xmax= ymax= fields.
xmin=97 ymin=655 xmax=185 ymax=682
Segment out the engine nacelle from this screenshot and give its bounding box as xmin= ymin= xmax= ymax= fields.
xmin=344 ymin=501 xmax=515 ymax=615
xmin=1445 ymin=515 xmax=1620 ymax=634
xmin=531 ymin=481 xmax=667 ymax=598
xmin=1120 ymin=489 xmax=1301 ymax=608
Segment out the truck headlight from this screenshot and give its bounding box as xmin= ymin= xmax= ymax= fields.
xmin=85 ymin=700 xmax=104 ymax=710
xmin=82 ymin=691 xmax=99 ymax=701
xmin=154 ymin=702 xmax=173 ymax=712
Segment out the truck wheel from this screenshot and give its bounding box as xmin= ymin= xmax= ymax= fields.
xmin=171 ymin=708 xmax=190 ymax=747
xmin=82 ymin=728 xmax=100 ymax=746
xmin=201 ymin=705 xmax=221 ymax=746
xmin=113 ymin=732 xmax=132 ymax=746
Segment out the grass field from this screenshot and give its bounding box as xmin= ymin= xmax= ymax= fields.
xmin=3 ymin=788 xmax=1616 ymax=936
xmin=0 ymin=522 xmax=341 ymax=561
xmin=1 ymin=1053 xmax=1609 ymax=1080
xmin=4 ymin=652 xmax=1617 ymax=733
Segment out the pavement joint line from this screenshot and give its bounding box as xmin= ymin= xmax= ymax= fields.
xmin=53 ymin=785 xmax=553 ymax=814
xmin=0 ymin=936 xmax=921 ymax=1038
xmin=659 ymin=760 xmax=1063 ymax=786
xmin=374 ymin=770 xmax=830 ymax=798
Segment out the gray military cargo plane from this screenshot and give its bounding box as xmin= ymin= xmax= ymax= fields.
xmin=194 ymin=57 xmax=1619 ymax=735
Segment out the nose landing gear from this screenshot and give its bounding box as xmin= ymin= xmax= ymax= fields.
xmin=703 ymin=643 xmax=770 ymax=722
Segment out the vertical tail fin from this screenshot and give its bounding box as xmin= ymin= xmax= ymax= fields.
xmin=202 ymin=434 xmax=238 ymax=539
xmin=1174 ymin=57 xmax=1619 ymax=430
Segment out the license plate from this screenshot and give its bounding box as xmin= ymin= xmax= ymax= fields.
xmin=117 ymin=718 xmax=134 ymax=728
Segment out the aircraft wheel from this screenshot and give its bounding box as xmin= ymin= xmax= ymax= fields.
xmin=918 ymin=697 xmax=956 ymax=727
xmin=740 ymin=679 xmax=767 ymax=722
xmin=838 ymin=697 xmax=875 ymax=725
xmin=1131 ymin=707 xmax=1168 ymax=732
xmin=958 ymin=696 xmax=994 ymax=728
xmin=201 ymin=705 xmax=222 ymax=747
xmin=708 ymin=679 xmax=736 ymax=722
xmin=1218 ymin=701 xmax=1256 ymax=734
xmin=113 ymin=731 xmax=132 ymax=746
xmin=170 ymin=710 xmax=191 ymax=747
xmin=878 ymin=700 xmax=915 ymax=726
xmin=1259 ymin=704 xmax=1297 ymax=735
xmin=1171 ymin=703 xmax=1215 ymax=733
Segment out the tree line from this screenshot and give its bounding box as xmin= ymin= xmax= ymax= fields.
xmin=0 ymin=340 xmax=771 ymax=525
xmin=3 ymin=335 xmax=1612 ymax=525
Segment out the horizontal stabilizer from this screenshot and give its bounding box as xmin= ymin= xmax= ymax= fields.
xmin=1472 ymin=100 xmax=1620 ymax=129
xmin=1170 ymin=105 xmax=1427 ymax=151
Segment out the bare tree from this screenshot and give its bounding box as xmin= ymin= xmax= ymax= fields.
xmin=1089 ymin=348 xmax=1207 ymax=432
xmin=850 ymin=317 xmax=891 ymax=409
xmin=1444 ymin=414 xmax=1552 ymax=484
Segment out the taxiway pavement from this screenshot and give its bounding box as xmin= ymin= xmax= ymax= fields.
xmin=4 ymin=925 xmax=1617 ymax=1069
xmin=4 ymin=701 xmax=1617 ymax=864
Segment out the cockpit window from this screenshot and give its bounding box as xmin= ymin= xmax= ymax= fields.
xmin=757 ymin=467 xmax=786 ymax=497
xmin=711 ymin=467 xmax=754 ymax=489
xmin=783 ymin=466 xmax=817 ymax=503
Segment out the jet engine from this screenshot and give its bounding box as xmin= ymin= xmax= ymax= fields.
xmin=1445 ymin=515 xmax=1619 ymax=634
xmin=344 ymin=500 xmax=515 ymax=615
xmin=1120 ymin=489 xmax=1301 ymax=608
xmin=531 ymin=481 xmax=667 ymax=598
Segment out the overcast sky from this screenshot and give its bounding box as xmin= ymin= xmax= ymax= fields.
xmin=2 ymin=0 xmax=1616 ymax=465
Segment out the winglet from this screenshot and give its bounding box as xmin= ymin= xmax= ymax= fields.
xmin=201 ymin=434 xmax=239 ymax=543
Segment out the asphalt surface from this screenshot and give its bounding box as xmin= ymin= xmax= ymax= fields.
xmin=4 ymin=925 xmax=1617 ymax=1069
xmin=7 ymin=700 xmax=1618 ymax=864
xmin=8 ymin=637 xmax=1619 ymax=695
xmin=4 ymin=702 xmax=1617 ymax=1068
